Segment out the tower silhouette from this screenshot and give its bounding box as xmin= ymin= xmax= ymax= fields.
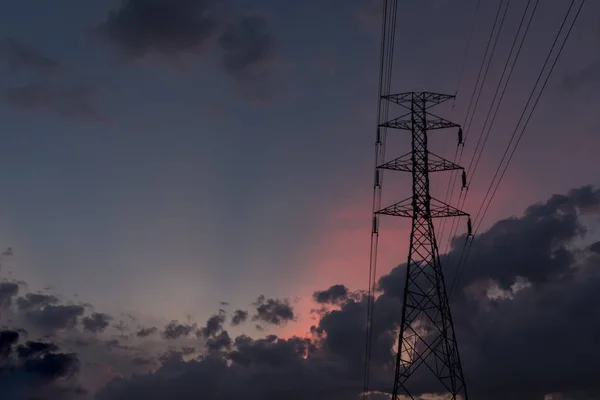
xmin=375 ymin=92 xmax=471 ymax=399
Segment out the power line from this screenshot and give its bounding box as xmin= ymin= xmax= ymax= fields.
xmin=363 ymin=0 xmax=399 ymax=397
xmin=432 ymin=0 xmax=482 ymax=190
xmin=449 ymin=0 xmax=585 ymax=299
xmin=442 ymin=0 xmax=540 ymax=270
xmin=438 ymin=0 xmax=509 ymax=249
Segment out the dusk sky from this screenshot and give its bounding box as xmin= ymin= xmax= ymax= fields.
xmin=1 ymin=1 xmax=600 ymax=399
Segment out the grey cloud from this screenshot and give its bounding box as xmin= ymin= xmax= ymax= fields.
xmin=162 ymin=321 xmax=196 ymax=340
xmin=0 ymin=330 xmax=20 ymax=359
xmin=181 ymin=346 xmax=196 ymax=356
xmin=97 ymin=334 xmax=347 ymax=400
xmin=104 ymin=339 xmax=132 ymax=351
xmin=0 ymin=330 xmax=81 ymax=398
xmin=0 ymin=38 xmax=102 ymax=121
xmin=561 ymin=60 xmax=600 ymax=92
xmin=218 ymin=15 xmax=277 ymax=99
xmin=313 ymin=284 xmax=349 ymax=304
xmin=4 ymin=83 xmax=102 ymax=120
xmin=205 ymin=330 xmax=231 ymax=352
xmin=588 ymin=240 xmax=600 ymax=254
xmin=82 ymin=313 xmax=113 ymax=334
xmin=94 ymin=185 xmax=600 ymax=400
xmin=95 ymin=0 xmax=223 ymax=60
xmin=113 ymin=320 xmax=128 ymax=332
xmin=16 ymin=341 xmax=58 ymax=359
xmin=230 ymin=309 xmax=248 ymax=326
xmin=136 ymin=327 xmax=158 ymax=338
xmin=16 ymin=293 xmax=59 ymax=310
xmin=199 ymin=311 xmax=226 ymax=338
xmin=96 ymin=1 xmax=278 ymax=100
xmin=24 ymin=304 xmax=85 ymax=332
xmin=0 ymin=37 xmax=61 ymax=73
xmin=131 ymin=356 xmax=155 ymax=366
xmin=0 ymin=282 xmax=19 ymax=308
xmin=252 ymin=295 xmax=295 ymax=326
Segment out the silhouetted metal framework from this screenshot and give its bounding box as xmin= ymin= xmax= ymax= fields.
xmin=376 ymin=92 xmax=471 ymax=400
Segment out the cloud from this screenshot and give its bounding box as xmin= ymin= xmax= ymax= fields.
xmin=313 ymin=284 xmax=349 ymax=304
xmin=0 ymin=282 xmax=19 ymax=308
xmin=0 ymin=330 xmax=19 ymax=358
xmin=218 ymin=15 xmax=277 ymax=100
xmin=82 ymin=313 xmax=113 ymax=334
xmin=0 ymin=37 xmax=61 ymax=74
xmin=199 ymin=311 xmax=226 ymax=338
xmin=16 ymin=341 xmax=58 ymax=359
xmin=561 ymin=60 xmax=600 ymax=92
xmin=4 ymin=186 xmax=600 ymax=399
xmin=0 ymin=38 xmax=103 ymax=120
xmin=3 ymin=83 xmax=102 ymax=120
xmin=93 ymin=185 xmax=600 ymax=400
xmin=0 ymin=330 xmax=81 ymax=399
xmin=205 ymin=331 xmax=232 ymax=352
xmin=16 ymin=293 xmax=59 ymax=310
xmin=230 ymin=309 xmax=248 ymax=326
xmin=136 ymin=327 xmax=158 ymax=338
xmin=162 ymin=321 xmax=196 ymax=340
xmin=95 ymin=0 xmax=223 ymax=60
xmin=95 ymin=0 xmax=278 ymax=100
xmin=23 ymin=304 xmax=85 ymax=333
xmin=252 ymin=295 xmax=295 ymax=326
xmin=131 ymin=356 xmax=154 ymax=366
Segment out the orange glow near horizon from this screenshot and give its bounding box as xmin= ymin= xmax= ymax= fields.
xmin=276 ymin=173 xmax=532 ymax=340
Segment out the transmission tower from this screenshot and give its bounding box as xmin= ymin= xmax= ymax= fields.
xmin=375 ymin=92 xmax=471 ymax=399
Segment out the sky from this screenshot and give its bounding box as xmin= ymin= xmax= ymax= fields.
xmin=0 ymin=0 xmax=600 ymax=399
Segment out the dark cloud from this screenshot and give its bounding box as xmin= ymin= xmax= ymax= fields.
xmin=131 ymin=356 xmax=154 ymax=366
xmin=136 ymin=327 xmax=158 ymax=338
xmin=16 ymin=341 xmax=58 ymax=359
xmin=181 ymin=346 xmax=196 ymax=356
xmin=0 ymin=330 xmax=81 ymax=399
xmin=313 ymin=284 xmax=349 ymax=304
xmin=3 ymin=83 xmax=102 ymax=120
xmin=218 ymin=15 xmax=276 ymax=99
xmin=0 ymin=37 xmax=61 ymax=73
xmin=0 ymin=330 xmax=19 ymax=359
xmin=104 ymin=339 xmax=131 ymax=352
xmin=199 ymin=311 xmax=226 ymax=338
xmin=162 ymin=321 xmax=196 ymax=340
xmin=95 ymin=1 xmax=278 ymax=100
xmin=230 ymin=309 xmax=248 ymax=326
xmin=0 ymin=282 xmax=19 ymax=308
xmin=94 ymin=185 xmax=600 ymax=400
xmin=16 ymin=293 xmax=59 ymax=310
xmin=589 ymin=240 xmax=600 ymax=254
xmin=562 ymin=60 xmax=600 ymax=92
xmin=24 ymin=304 xmax=85 ymax=332
xmin=113 ymin=320 xmax=128 ymax=332
xmin=97 ymin=334 xmax=347 ymax=400
xmin=205 ymin=331 xmax=231 ymax=352
xmin=95 ymin=0 xmax=223 ymax=60
xmin=252 ymin=295 xmax=295 ymax=326
xmin=82 ymin=313 xmax=113 ymax=334
xmin=0 ymin=38 xmax=102 ymax=121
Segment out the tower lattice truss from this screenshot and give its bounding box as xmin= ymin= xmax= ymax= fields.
xmin=375 ymin=92 xmax=470 ymax=400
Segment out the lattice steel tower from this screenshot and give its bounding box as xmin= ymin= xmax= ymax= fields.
xmin=373 ymin=92 xmax=471 ymax=399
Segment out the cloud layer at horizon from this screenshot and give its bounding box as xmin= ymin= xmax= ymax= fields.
xmin=2 ymin=185 xmax=600 ymax=399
